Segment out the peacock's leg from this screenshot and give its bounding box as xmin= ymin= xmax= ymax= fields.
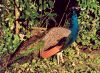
xmin=76 ymin=46 xmax=80 ymax=56
xmin=57 ymin=51 xmax=64 ymax=64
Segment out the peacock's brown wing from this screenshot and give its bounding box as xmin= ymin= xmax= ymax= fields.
xmin=40 ymin=27 xmax=71 ymax=55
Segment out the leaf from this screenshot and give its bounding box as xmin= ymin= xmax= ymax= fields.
xmin=13 ymin=34 xmax=20 ymax=48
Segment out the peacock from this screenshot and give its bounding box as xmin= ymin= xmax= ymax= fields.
xmin=4 ymin=7 xmax=79 ymax=67
xmin=40 ymin=7 xmax=79 ymax=64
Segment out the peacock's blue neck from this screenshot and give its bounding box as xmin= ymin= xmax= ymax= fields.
xmin=67 ymin=9 xmax=79 ymax=46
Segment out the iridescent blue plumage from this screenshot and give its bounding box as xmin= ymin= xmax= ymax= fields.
xmin=65 ymin=8 xmax=79 ymax=46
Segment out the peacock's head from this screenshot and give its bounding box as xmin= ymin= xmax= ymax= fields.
xmin=70 ymin=7 xmax=82 ymax=17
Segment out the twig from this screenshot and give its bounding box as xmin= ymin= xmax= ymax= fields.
xmin=58 ymin=0 xmax=70 ymax=27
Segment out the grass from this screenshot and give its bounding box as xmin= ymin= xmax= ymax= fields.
xmin=0 ymin=45 xmax=100 ymax=73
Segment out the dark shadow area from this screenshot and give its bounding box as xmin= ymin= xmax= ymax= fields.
xmin=97 ymin=0 xmax=100 ymax=4
xmin=48 ymin=0 xmax=78 ymax=28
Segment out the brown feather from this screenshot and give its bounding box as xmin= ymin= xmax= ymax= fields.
xmin=41 ymin=27 xmax=71 ymax=52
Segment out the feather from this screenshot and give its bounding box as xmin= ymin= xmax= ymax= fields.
xmin=40 ymin=8 xmax=79 ymax=58
xmin=64 ymin=8 xmax=79 ymax=47
xmin=41 ymin=27 xmax=71 ymax=51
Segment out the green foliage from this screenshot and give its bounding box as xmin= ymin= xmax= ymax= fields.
xmin=0 ymin=27 xmax=20 ymax=55
xmin=20 ymin=40 xmax=44 ymax=56
xmin=0 ymin=0 xmax=55 ymax=54
xmin=77 ymin=0 xmax=100 ymax=49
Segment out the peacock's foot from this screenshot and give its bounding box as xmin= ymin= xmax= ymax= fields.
xmin=57 ymin=51 xmax=64 ymax=64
